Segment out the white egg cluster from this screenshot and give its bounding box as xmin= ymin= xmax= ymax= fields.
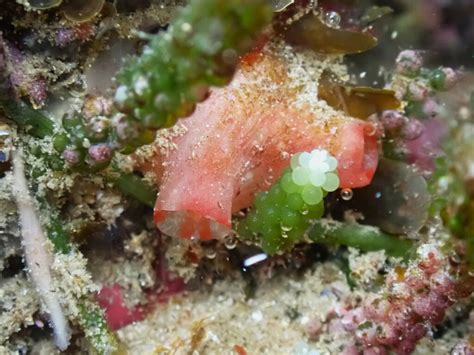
xmin=282 ymin=149 xmax=340 ymax=205
xmin=238 ymin=148 xmax=341 ymax=254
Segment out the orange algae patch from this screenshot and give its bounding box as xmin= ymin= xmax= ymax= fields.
xmin=394 ymin=266 xmax=406 ymax=282
xmin=234 ymin=344 xmax=248 ymax=355
xmin=151 ymin=50 xmax=379 ymax=240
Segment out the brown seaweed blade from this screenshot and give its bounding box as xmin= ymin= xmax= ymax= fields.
xmin=318 ymin=72 xmax=400 ymax=119
xmin=360 ymin=5 xmax=394 ymax=25
xmin=271 ymin=0 xmax=295 ymax=12
xmin=283 ymin=13 xmax=378 ymax=55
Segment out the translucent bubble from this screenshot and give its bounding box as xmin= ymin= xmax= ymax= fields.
xmin=323 ymin=173 xmax=340 ymax=192
xmin=341 ymin=188 xmax=353 ymax=201
xmin=292 ymin=167 xmax=310 ymax=186
xmin=205 ymin=249 xmax=217 ymax=259
xmin=224 ymin=235 xmax=238 ymax=250
xmin=324 ymin=11 xmax=341 ymax=28
xmin=302 ymin=185 xmax=323 ymax=205
xmin=281 ymin=225 xmax=292 ymax=233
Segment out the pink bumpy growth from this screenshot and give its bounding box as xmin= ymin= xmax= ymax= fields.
xmin=325 ymin=245 xmax=474 ymax=354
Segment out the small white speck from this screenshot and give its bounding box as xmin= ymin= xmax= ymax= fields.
xmin=438 ymin=176 xmax=451 ymax=190
xmin=134 ymin=76 xmax=149 ymax=95
xmin=359 ymin=72 xmax=367 ymax=79
xmin=300 ymin=316 xmax=310 ymax=325
xmin=459 ymin=106 xmax=470 ymax=120
xmin=207 ymin=330 xmax=220 ymax=343
xmin=391 ymin=31 xmax=398 ymax=39
xmin=244 ymin=253 xmax=268 ymax=267
xmin=251 ymin=310 xmax=263 ymax=322
xmin=181 ymin=22 xmax=192 ymax=32
xmin=114 ymin=85 xmax=128 ymax=104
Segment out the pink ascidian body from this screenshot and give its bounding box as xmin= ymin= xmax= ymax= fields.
xmin=149 ymin=47 xmax=380 ymax=240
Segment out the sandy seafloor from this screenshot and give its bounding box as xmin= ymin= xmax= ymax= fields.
xmin=117 ymin=255 xmax=462 ymax=354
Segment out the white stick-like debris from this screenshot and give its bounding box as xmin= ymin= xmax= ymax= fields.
xmin=11 ymin=147 xmax=71 ymax=350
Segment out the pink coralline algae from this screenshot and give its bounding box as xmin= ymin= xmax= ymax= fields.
xmin=97 ymin=256 xmax=185 ymax=330
xmin=55 ymin=23 xmax=95 ymax=47
xmin=406 ymin=118 xmax=447 ymax=173
xmin=88 ymin=143 xmax=113 ymax=165
xmin=1 ymin=38 xmax=48 ymax=108
xmin=314 ymin=244 xmax=474 ymax=354
xmin=396 ymin=50 xmax=424 ymax=76
xmin=451 ymin=338 xmax=474 ymax=355
xmin=380 ymin=110 xmax=425 ymax=141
